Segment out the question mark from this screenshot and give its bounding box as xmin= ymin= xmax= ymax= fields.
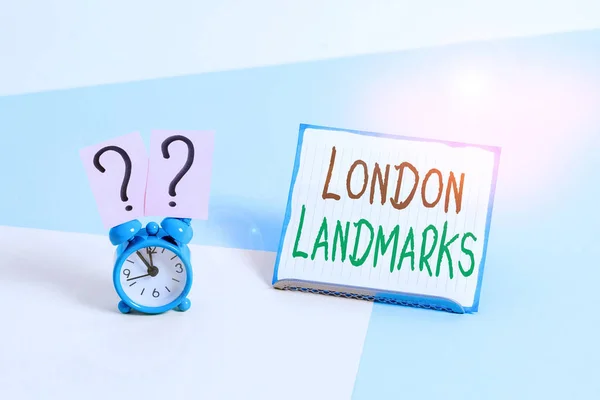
xmin=161 ymin=135 xmax=195 ymax=207
xmin=93 ymin=145 xmax=133 ymax=211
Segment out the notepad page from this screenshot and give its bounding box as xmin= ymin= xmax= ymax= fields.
xmin=275 ymin=127 xmax=497 ymax=309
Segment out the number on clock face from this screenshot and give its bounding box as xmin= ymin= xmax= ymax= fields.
xmin=119 ymin=246 xmax=187 ymax=308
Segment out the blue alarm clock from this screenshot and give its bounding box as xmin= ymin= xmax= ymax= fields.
xmin=108 ymin=217 xmax=194 ymax=314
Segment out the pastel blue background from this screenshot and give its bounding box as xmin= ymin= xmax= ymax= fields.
xmin=1 ymin=30 xmax=599 ymax=398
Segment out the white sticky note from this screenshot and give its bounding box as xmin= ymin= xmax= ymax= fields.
xmin=273 ymin=125 xmax=501 ymax=312
xmin=145 ymin=130 xmax=214 ymax=219
xmin=80 ymin=132 xmax=148 ymax=229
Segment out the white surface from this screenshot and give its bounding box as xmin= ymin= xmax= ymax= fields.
xmin=1 ymin=0 xmax=600 ymax=96
xmin=276 ymin=128 xmax=496 ymax=307
xmin=0 ymin=226 xmax=372 ymax=400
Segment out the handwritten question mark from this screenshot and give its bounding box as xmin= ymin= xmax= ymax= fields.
xmin=93 ymin=146 xmax=133 ymax=211
xmin=161 ymin=135 xmax=195 ymax=207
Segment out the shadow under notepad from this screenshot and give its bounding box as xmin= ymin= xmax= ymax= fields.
xmin=242 ymin=249 xmax=278 ymax=287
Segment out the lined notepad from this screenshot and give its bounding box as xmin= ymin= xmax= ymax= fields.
xmin=272 ymin=125 xmax=500 ymax=313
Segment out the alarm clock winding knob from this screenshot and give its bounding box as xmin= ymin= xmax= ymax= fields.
xmin=146 ymin=222 xmax=160 ymax=236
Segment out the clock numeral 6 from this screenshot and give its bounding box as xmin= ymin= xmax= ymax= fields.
xmin=152 ymin=289 xmax=160 ymax=298
xmin=123 ymin=269 xmax=131 ymax=278
xmin=175 ymin=263 xmax=183 ymax=273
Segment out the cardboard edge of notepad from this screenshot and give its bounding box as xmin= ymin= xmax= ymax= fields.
xmin=273 ymin=279 xmax=466 ymax=314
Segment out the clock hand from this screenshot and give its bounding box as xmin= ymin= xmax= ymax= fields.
xmin=127 ymin=273 xmax=151 ymax=281
xmin=148 ymin=249 xmax=154 ymax=268
xmin=136 ymin=250 xmax=152 ymax=271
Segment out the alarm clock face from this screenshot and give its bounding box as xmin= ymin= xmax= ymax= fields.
xmin=118 ymin=246 xmax=188 ymax=309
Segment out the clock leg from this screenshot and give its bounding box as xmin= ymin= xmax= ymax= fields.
xmin=176 ymin=298 xmax=191 ymax=312
xmin=118 ymin=301 xmax=131 ymax=314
